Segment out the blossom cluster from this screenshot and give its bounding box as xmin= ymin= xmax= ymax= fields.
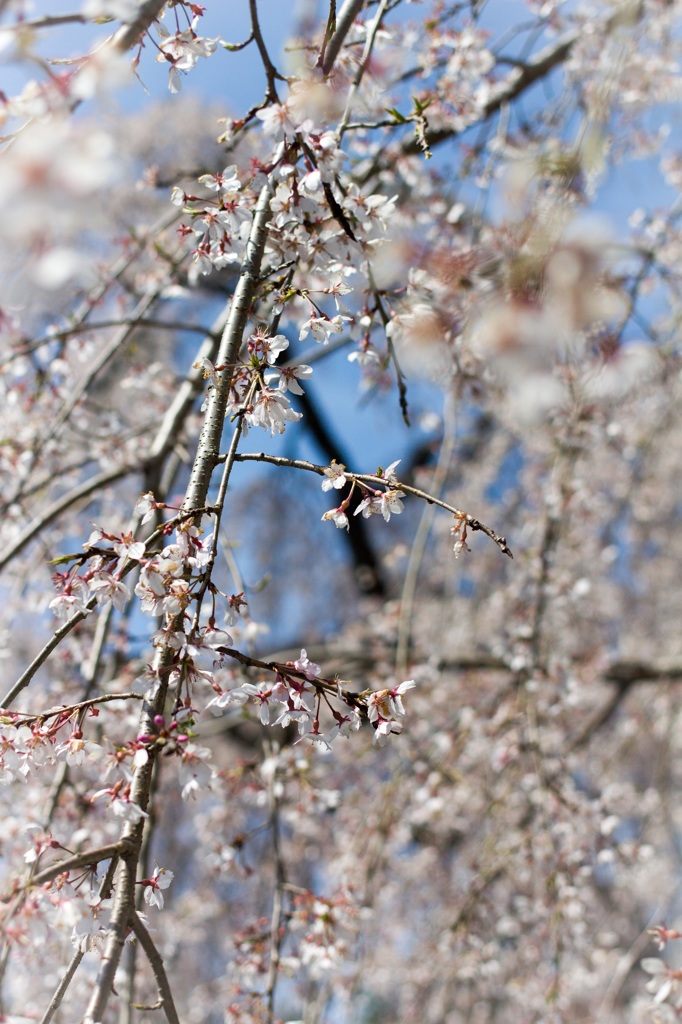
xmin=194 ymin=323 xmax=311 ymax=436
xmin=208 ymin=648 xmax=416 ymax=749
xmin=321 ymin=459 xmax=405 ymax=532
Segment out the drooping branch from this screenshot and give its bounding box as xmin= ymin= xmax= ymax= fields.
xmin=248 ymin=0 xmax=285 ymax=104
xmin=230 ymin=452 xmax=513 ymax=557
xmin=0 ymin=465 xmax=137 ymax=575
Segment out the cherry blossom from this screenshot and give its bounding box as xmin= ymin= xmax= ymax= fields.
xmin=156 ymin=18 xmax=220 ymax=93
xmin=244 ymin=386 xmax=301 ymax=436
xmin=354 ymin=488 xmax=405 ymax=522
xmin=321 ymin=506 xmax=350 ymax=530
xmin=1 ymin=2 xmax=680 ymax=1021
xmin=299 ymin=314 xmax=352 ymax=343
xmin=292 ymin=649 xmax=322 ymax=681
xmin=321 ymin=460 xmax=348 ymax=491
xmin=142 ymin=864 xmax=174 ymax=910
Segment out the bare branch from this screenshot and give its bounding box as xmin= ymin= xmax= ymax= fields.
xmin=248 ymin=0 xmax=285 ymax=103
xmin=129 ymin=912 xmax=181 ymax=1024
xmin=0 ymin=464 xmax=137 ymax=574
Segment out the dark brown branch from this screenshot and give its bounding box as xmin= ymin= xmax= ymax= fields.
xmin=293 ymin=386 xmax=386 ymax=595
xmin=0 ymin=464 xmax=137 ymax=574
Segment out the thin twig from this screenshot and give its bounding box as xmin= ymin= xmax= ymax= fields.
xmin=0 ymin=464 xmax=137 ymax=574
xmin=129 ymin=912 xmax=181 ymax=1024
xmin=248 ymin=0 xmax=284 ymax=103
xmin=38 ymin=948 xmax=84 ymax=1024
xmin=264 ymin=743 xmax=287 ymax=1023
xmin=337 ymin=0 xmax=390 ymax=141
xmin=36 ymin=851 xmax=121 ymax=1024
xmin=395 ymin=395 xmax=457 ymax=675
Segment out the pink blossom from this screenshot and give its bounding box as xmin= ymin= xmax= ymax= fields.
xmin=245 ymin=387 xmax=302 ymax=436
xmin=293 ymin=649 xmax=322 ymax=681
xmin=90 ymin=571 xmax=130 ymax=611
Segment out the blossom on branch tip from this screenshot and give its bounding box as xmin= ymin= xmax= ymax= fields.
xmin=239 ymin=682 xmax=274 ymax=726
xmin=156 ymin=19 xmax=219 ymax=93
xmin=179 ymin=743 xmax=214 ymax=800
xmin=380 ymin=460 xmax=401 ymax=486
xmin=244 ymin=387 xmax=301 ymax=436
xmin=48 ymin=577 xmax=91 ymax=621
xmin=248 ymin=330 xmax=289 ymax=365
xmin=641 ymin=957 xmax=682 ymax=1006
xmin=451 ymin=516 xmax=471 ymax=558
xmin=134 ymin=491 xmax=160 ymax=525
xmin=92 ymin=786 xmax=148 ymax=822
xmin=112 ymin=532 xmax=145 ymax=563
xmin=255 ymin=102 xmax=299 ymax=140
xmin=225 ymin=591 xmax=248 ymax=626
xmin=206 ymin=687 xmax=250 ymax=716
xmin=193 ymin=356 xmax=222 ymax=387
xmin=198 ymin=165 xmax=241 ymax=197
xmin=90 ymin=571 xmax=130 ymax=611
xmin=649 ymin=925 xmax=682 ymax=951
xmin=348 ymin=340 xmax=382 ymax=368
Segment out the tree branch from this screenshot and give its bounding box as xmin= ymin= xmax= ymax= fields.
xmin=321 ymin=0 xmax=366 ymax=75
xmin=25 ymin=840 xmax=133 ymax=892
xmin=83 ymin=161 xmax=281 ymax=1024
xmin=129 ymin=912 xmax=181 ymax=1024
xmin=113 ymin=0 xmax=167 ymax=52
xmin=230 ymin=452 xmax=513 ymax=557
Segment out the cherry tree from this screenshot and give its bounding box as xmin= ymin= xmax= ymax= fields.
xmin=1 ymin=1 xmax=682 ymax=1022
